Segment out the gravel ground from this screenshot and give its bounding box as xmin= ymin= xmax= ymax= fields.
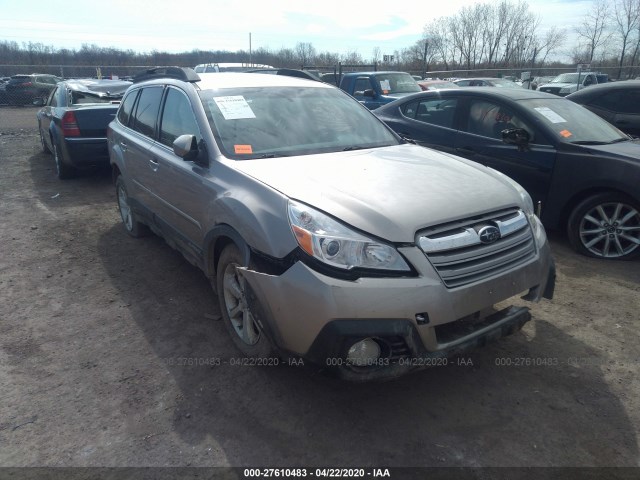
xmin=0 ymin=107 xmax=639 ymax=469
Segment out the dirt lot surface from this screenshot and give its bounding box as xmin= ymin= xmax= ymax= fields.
xmin=1 ymin=107 xmax=639 ymax=469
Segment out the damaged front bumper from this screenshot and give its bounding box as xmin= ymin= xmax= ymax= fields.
xmin=238 ymin=242 xmax=555 ymax=380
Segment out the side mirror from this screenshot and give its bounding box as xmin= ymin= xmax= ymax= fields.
xmin=502 ymin=128 xmax=530 ymax=151
xmin=173 ymin=134 xmax=199 ymax=161
xmin=363 ymin=88 xmax=376 ymax=98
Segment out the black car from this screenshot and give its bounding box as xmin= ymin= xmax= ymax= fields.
xmin=37 ymin=79 xmax=131 ymax=179
xmin=374 ymin=87 xmax=640 ymax=260
xmin=5 ymin=74 xmax=61 ymax=105
xmin=567 ymin=81 xmax=640 ymax=137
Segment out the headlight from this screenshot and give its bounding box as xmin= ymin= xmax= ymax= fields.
xmin=288 ymin=200 xmax=411 ymax=272
xmin=559 ymin=87 xmax=571 ymax=94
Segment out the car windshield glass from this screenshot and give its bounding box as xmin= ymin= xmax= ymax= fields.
xmin=373 ymin=73 xmax=422 ymax=94
xmin=551 ymin=73 xmax=584 ymax=83
xmin=521 ymin=98 xmax=628 ymax=143
xmin=200 ymin=86 xmax=400 ymax=159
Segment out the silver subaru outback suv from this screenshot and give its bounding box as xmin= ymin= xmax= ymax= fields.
xmin=108 ymin=67 xmax=555 ymax=380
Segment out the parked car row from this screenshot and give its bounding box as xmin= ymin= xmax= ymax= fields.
xmin=1 ymin=73 xmax=61 ymax=105
xmin=32 ymin=65 xmax=638 ymax=381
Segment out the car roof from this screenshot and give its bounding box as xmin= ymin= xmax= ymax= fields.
xmin=195 ymin=72 xmax=332 ymax=90
xmin=379 ymin=86 xmax=559 ymax=106
xmin=341 ymin=71 xmax=410 ymax=76
xmin=567 ymin=79 xmax=640 ymax=98
xmin=62 ymin=78 xmax=132 ymax=92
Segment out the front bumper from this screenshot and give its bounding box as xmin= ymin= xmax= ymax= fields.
xmin=239 ymin=241 xmax=554 ymax=380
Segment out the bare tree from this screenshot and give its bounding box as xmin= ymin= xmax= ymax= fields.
xmin=295 ymin=42 xmax=316 ymax=67
xmin=371 ymin=46 xmax=381 ymax=65
xmin=613 ymin=0 xmax=640 ymax=78
xmin=576 ymin=0 xmax=612 ymax=62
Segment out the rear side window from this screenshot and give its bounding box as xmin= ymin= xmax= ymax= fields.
xmin=117 ymin=90 xmax=138 ymax=126
xmin=132 ymin=87 xmax=163 ymax=138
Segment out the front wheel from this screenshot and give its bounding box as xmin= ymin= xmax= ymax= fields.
xmin=216 ymin=244 xmax=274 ymax=357
xmin=567 ymin=193 xmax=640 ymax=260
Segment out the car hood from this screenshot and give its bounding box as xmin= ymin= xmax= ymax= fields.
xmin=578 ymin=140 xmax=640 ymax=161
xmin=232 ymin=145 xmax=524 ymax=242
xmin=540 ymin=82 xmax=576 ymax=89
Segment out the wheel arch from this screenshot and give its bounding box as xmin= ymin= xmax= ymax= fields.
xmin=203 ymin=224 xmax=251 ymax=280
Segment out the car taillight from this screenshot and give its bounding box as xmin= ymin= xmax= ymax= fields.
xmin=62 ymin=111 xmax=80 ymax=137
xmin=22 ymin=81 xmax=33 ymax=87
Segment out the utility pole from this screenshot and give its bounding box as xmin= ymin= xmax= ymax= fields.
xmin=422 ymin=38 xmax=429 ymax=79
xmin=249 ymin=32 xmax=252 ymax=66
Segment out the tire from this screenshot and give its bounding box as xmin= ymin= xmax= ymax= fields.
xmin=567 ymin=192 xmax=640 ymax=260
xmin=115 ymin=175 xmax=149 ymax=238
xmin=51 ymin=139 xmax=75 ymax=179
xmin=39 ymin=126 xmax=50 ymax=153
xmin=216 ymin=244 xmax=274 ymax=357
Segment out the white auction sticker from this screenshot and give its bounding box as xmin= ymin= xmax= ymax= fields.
xmin=534 ymin=107 xmax=566 ymax=124
xmin=211 ymin=96 xmax=256 ymax=120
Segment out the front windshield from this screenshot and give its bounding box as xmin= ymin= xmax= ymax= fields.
xmin=521 ymin=98 xmax=628 ymax=144
xmin=200 ymin=86 xmax=400 ymax=159
xmin=373 ymin=73 xmax=421 ymax=94
xmin=551 ymin=73 xmax=583 ymax=84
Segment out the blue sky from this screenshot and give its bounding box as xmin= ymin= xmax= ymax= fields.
xmin=0 ymin=0 xmax=591 ymax=60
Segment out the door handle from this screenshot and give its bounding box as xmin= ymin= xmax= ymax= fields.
xmin=149 ymin=158 xmax=159 ymax=172
xmin=119 ymin=141 xmax=128 ymax=152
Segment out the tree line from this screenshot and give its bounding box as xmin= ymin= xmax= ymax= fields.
xmin=1 ymin=0 xmax=640 ymax=79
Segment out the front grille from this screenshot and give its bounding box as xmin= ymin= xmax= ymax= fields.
xmin=418 ymin=208 xmax=536 ymax=288
xmin=539 ymin=86 xmax=562 ymax=95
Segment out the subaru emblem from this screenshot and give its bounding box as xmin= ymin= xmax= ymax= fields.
xmin=478 ymin=225 xmax=501 ymax=244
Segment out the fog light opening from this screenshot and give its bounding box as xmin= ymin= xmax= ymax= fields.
xmin=346 ymin=338 xmax=381 ymax=367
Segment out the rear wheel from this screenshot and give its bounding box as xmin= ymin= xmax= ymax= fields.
xmin=115 ymin=175 xmax=149 ymax=238
xmin=52 ymin=139 xmax=75 ymax=180
xmin=567 ymin=193 xmax=640 ymax=260
xmin=216 ymin=244 xmax=273 ymax=357
xmin=39 ymin=125 xmax=50 ymax=153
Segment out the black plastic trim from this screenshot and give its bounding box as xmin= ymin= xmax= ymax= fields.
xmin=133 ymin=66 xmax=200 ymax=84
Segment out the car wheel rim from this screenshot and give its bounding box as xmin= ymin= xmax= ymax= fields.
xmin=117 ymin=184 xmax=133 ymax=231
xmin=579 ymin=201 xmax=640 ymax=258
xmin=222 ymin=263 xmax=260 ymax=346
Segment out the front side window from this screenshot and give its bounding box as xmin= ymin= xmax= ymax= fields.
xmin=465 ymin=99 xmax=535 ymax=142
xmin=132 ymin=87 xmax=163 ymax=138
xmin=200 ymin=86 xmax=399 ymax=159
xmin=589 ymin=89 xmax=640 ymax=114
xmin=159 ymin=88 xmax=201 ymax=147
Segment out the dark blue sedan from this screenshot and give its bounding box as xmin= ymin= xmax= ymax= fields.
xmin=375 ymin=87 xmax=640 ymax=260
xmin=37 ymin=79 xmax=131 ymax=179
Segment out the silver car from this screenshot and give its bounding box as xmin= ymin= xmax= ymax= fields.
xmin=108 ymin=67 xmax=555 ymax=380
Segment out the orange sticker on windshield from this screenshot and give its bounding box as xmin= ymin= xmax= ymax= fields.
xmin=382 ymin=90 xmax=390 ymax=94
xmin=559 ymin=129 xmax=572 ymax=138
xmin=234 ymin=144 xmax=253 ymax=154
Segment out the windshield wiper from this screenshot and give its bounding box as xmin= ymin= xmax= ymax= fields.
xmin=342 ymin=145 xmax=368 ymax=151
xmin=607 ymin=137 xmax=630 ymax=144
xmin=256 ymin=153 xmax=289 ymax=158
xmin=569 ymin=140 xmax=608 ymax=145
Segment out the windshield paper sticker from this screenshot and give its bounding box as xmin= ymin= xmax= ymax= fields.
xmin=380 ymin=79 xmax=391 ymax=93
xmin=534 ymin=107 xmax=566 ymax=124
xmin=212 ymin=96 xmax=256 ymax=120
xmin=234 ymin=145 xmax=253 ymax=154
xmin=559 ymin=129 xmax=573 ymax=138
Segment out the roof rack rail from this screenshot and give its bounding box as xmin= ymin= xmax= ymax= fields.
xmin=133 ymin=66 xmax=200 ymax=84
